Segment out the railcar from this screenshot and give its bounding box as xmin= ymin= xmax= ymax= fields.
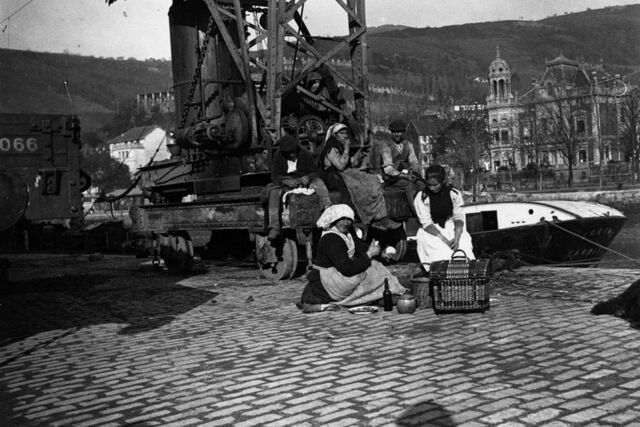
xmin=0 ymin=113 xmax=89 ymax=236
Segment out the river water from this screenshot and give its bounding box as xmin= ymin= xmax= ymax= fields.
xmin=599 ymin=211 xmax=640 ymax=269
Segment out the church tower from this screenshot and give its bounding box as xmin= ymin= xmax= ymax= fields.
xmin=487 ymin=46 xmax=514 ymax=104
xmin=486 ymin=47 xmax=522 ymax=172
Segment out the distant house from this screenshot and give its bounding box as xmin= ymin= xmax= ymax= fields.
xmin=410 ymin=114 xmax=449 ymax=171
xmin=107 ymin=126 xmax=172 ymax=175
xmin=136 ymin=91 xmax=175 ymax=115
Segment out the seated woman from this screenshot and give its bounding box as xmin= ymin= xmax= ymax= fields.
xmin=300 ymin=204 xmax=407 ymax=308
xmin=413 ymin=164 xmax=475 ymax=273
xmin=319 ymin=123 xmax=400 ymax=230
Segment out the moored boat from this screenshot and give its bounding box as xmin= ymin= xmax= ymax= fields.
xmin=409 ymin=200 xmax=627 ymax=266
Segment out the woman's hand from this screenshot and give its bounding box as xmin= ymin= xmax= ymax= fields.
xmin=366 ymin=239 xmax=381 ymax=258
xmin=439 ymin=234 xmax=455 ymax=249
xmin=451 ymin=235 xmax=461 ymax=250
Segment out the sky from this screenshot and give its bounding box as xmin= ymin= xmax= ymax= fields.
xmin=1 ymin=0 xmax=638 ymax=60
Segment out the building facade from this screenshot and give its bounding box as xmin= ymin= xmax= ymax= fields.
xmin=136 ymin=92 xmax=175 ymax=115
xmin=108 ymin=126 xmax=172 ymax=176
xmin=485 ymin=49 xmax=627 ymax=174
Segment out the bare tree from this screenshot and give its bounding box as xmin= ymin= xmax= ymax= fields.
xmin=620 ymin=87 xmax=640 ymax=184
xmin=591 ymin=87 xmax=605 ymax=188
xmin=433 ymin=116 xmax=491 ymax=199
xmin=538 ymin=91 xmax=581 ymax=188
xmin=512 ymin=104 xmax=546 ymax=190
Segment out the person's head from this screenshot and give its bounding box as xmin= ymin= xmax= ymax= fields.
xmin=424 ymin=164 xmax=447 ymax=194
xmin=316 ymin=204 xmax=355 ymax=232
xmin=307 ymin=72 xmax=323 ymax=93
xmin=325 ymin=123 xmax=349 ymax=144
xmin=389 ymin=119 xmax=406 ymax=143
xmin=279 ymin=134 xmax=299 ymax=160
xmin=333 ymin=216 xmax=353 ymax=234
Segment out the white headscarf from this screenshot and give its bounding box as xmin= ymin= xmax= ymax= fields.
xmin=316 ymin=204 xmax=354 ymax=229
xmin=324 ymin=123 xmax=348 ymax=143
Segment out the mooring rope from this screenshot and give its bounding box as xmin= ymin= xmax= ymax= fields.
xmin=544 ymin=220 xmax=639 ymax=263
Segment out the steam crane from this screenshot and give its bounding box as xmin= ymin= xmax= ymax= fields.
xmin=114 ymin=0 xmax=410 ymax=280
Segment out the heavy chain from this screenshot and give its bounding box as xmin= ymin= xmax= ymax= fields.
xmin=178 ymin=16 xmax=216 ymax=130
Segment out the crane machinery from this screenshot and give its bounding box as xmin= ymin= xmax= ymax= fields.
xmin=126 ymin=0 xmax=412 ymax=280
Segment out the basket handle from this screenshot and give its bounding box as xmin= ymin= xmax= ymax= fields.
xmin=450 ymin=249 xmax=468 ymax=263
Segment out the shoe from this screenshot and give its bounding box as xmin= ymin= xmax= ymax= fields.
xmin=410 ymin=264 xmax=429 ymax=281
xmin=267 ymin=228 xmax=280 ymax=241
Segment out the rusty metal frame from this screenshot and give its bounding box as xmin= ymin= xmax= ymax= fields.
xmin=200 ymin=0 xmax=369 ymax=143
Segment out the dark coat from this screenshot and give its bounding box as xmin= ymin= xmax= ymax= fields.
xmin=301 ymin=229 xmax=371 ymax=304
xmin=270 ymin=146 xmax=319 ymax=186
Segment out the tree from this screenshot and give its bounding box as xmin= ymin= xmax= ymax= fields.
xmin=538 ymin=91 xmax=581 ymax=188
xmin=513 ymin=104 xmax=545 ymax=190
xmin=433 ymin=117 xmax=491 ymax=195
xmin=101 ymin=99 xmax=149 ymax=137
xmin=80 ymin=132 xmax=132 ymax=194
xmin=620 ymin=87 xmax=640 ymax=183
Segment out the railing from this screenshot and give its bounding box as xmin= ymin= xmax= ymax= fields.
xmin=476 ymin=161 xmax=636 ymax=191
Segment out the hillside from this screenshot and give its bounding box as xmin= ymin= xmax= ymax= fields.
xmin=1 ymin=4 xmax=638 ymax=130
xmin=364 ymin=4 xmax=640 ymax=100
xmin=0 ymin=49 xmax=172 ymax=130
xmin=368 ymin=5 xmax=640 ymax=97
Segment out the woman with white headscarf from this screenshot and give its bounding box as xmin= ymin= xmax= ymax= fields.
xmin=300 ymin=204 xmax=407 ymax=307
xmin=319 ymin=123 xmax=400 ymax=230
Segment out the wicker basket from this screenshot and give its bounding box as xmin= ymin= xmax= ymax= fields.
xmin=429 ymin=250 xmax=491 ymax=314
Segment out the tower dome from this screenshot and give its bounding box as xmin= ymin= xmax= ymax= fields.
xmin=488 ymin=46 xmax=513 ymax=101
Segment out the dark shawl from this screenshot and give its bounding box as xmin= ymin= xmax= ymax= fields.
xmin=301 ymin=228 xmax=370 ymax=304
xmin=423 ymin=185 xmax=454 ymax=228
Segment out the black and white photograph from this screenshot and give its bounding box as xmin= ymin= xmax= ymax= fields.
xmin=1 ymin=0 xmax=640 ymax=425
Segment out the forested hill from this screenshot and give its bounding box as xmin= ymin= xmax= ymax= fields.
xmin=0 ymin=50 xmax=172 ymax=130
xmin=1 ymin=4 xmax=638 ymax=129
xmin=363 ymin=4 xmax=640 ymax=101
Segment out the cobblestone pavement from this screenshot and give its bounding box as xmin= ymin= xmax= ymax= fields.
xmin=1 ymin=253 xmax=639 ymax=426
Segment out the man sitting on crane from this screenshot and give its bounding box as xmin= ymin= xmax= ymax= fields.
xmin=378 ymin=119 xmax=426 ymax=216
xmin=262 ymin=135 xmax=331 ymax=241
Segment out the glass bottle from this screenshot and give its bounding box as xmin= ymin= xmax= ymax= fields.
xmin=383 ymin=278 xmax=393 ymax=311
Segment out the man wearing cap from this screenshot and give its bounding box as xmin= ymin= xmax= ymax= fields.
xmin=380 ymin=119 xmax=425 ymax=215
xmin=263 ymin=134 xmax=331 ymax=241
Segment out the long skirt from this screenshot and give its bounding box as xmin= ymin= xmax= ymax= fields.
xmin=317 ymin=260 xmax=406 ymax=306
xmin=339 ymin=169 xmax=388 ymax=224
xmin=415 ymin=219 xmax=475 ymax=271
